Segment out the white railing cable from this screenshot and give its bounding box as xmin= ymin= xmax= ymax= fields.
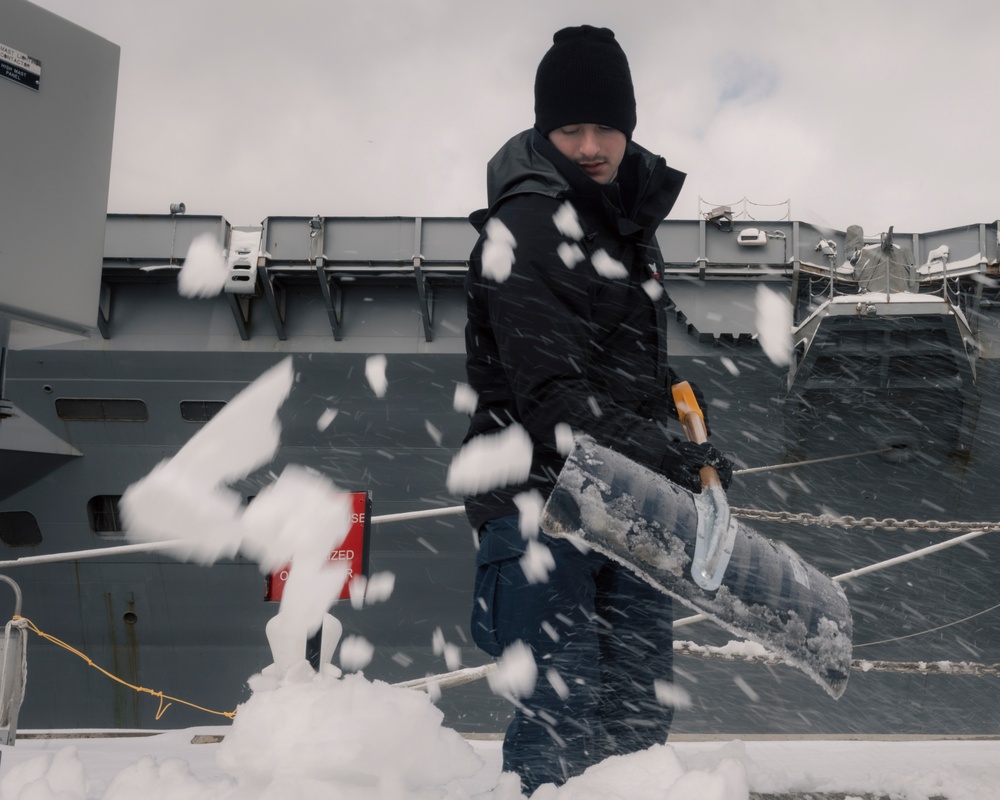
xmin=0 ymin=505 xmax=468 ymax=569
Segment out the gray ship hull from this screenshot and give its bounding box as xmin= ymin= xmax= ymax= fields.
xmin=2 ymin=213 xmax=999 ymax=738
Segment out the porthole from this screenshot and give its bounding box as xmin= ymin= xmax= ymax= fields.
xmin=0 ymin=511 xmax=42 ymax=547
xmin=87 ymin=495 xmax=123 ymax=534
xmin=56 ymin=399 xmax=148 ymax=422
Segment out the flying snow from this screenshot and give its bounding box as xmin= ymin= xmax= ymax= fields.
xmin=425 ymin=419 xmax=443 ymax=445
xmin=120 ymin=358 xmax=296 ymax=564
xmin=432 ymin=627 xmax=463 ymax=671
xmin=119 ymin=355 xmax=388 ymax=673
xmin=453 ymin=382 xmax=479 ymax=414
xmin=654 ymin=678 xmax=693 ymax=710
xmin=316 ymin=407 xmax=338 ymax=431
xmin=642 ymin=278 xmax=663 ymax=300
xmin=558 ymin=241 xmax=586 ymax=268
xmin=554 ymin=423 xmax=575 ymax=456
xmin=445 ymin=423 xmax=533 ymax=495
xmin=487 ymin=641 xmax=537 ymax=701
xmin=754 ymin=285 xmax=793 ymax=366
xmin=733 ymin=675 xmax=761 ymax=703
xmin=546 ymin=668 xmax=571 ymax=700
xmin=552 ymin=201 xmax=584 ymax=240
xmin=591 ymin=249 xmax=628 ymax=279
xmin=339 ymin=634 xmax=376 ymax=671
xmin=519 ymin=538 xmax=555 ymax=584
xmin=362 ymin=571 xmax=396 ymax=605
xmin=482 ymin=217 xmax=516 ymax=282
xmin=513 ymin=489 xmax=544 ymax=539
xmin=365 ymin=354 xmax=388 ymax=397
xmin=178 ymin=232 xmax=228 ymax=298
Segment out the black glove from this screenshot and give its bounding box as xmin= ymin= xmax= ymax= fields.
xmin=662 ymin=440 xmax=734 ymax=492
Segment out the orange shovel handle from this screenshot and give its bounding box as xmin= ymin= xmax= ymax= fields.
xmin=670 ymin=381 xmax=720 ymax=489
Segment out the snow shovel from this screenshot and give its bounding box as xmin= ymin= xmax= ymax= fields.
xmin=670 ymin=381 xmax=737 ymax=592
xmin=539 ymin=433 xmax=853 ymax=698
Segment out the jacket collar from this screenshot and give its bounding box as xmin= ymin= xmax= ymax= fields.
xmin=470 ymin=128 xmax=686 ymax=238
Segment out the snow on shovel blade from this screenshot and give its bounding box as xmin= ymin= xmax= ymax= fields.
xmin=540 ymin=434 xmax=852 ymax=699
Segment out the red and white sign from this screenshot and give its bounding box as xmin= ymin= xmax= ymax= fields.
xmin=265 ymin=491 xmax=371 ymax=602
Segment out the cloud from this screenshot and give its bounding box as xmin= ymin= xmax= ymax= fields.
xmin=713 ymin=53 xmax=779 ymax=106
xmin=28 ymin=0 xmax=1000 ymax=231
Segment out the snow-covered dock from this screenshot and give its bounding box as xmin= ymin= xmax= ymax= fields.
xmin=2 ymin=725 xmax=998 ymax=799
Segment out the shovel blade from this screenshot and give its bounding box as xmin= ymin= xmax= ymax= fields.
xmin=540 ymin=435 xmax=853 ymax=699
xmin=692 ymin=484 xmax=736 ymax=591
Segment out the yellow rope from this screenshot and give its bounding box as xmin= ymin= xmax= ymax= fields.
xmin=12 ymin=615 xmax=237 ymax=721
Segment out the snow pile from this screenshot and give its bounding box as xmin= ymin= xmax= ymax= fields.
xmin=9 ymin=731 xmax=1000 ymax=800
xmin=215 ymin=666 xmax=483 ymax=798
xmin=0 ymin=669 xmax=484 ymax=800
xmin=531 ymin=745 xmax=747 ymax=800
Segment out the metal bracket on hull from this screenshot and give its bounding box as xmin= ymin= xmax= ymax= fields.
xmin=310 ymin=217 xmax=342 ymax=341
xmin=258 ymin=264 xmax=286 ymax=341
xmin=412 ymin=219 xmax=434 ymax=343
xmin=228 ymin=293 xmax=252 ymax=341
xmin=97 ymin=282 xmax=112 ymax=340
xmin=316 ymin=258 xmax=343 ymax=341
xmin=414 ymin=260 xmax=434 ymax=342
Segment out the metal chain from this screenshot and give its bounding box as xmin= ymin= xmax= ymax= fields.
xmin=731 ymin=507 xmax=1000 ymax=533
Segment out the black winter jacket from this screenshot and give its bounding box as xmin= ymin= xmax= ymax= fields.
xmin=462 ymin=128 xmax=688 ymax=531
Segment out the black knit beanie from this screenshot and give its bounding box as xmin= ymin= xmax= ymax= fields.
xmin=534 ymin=25 xmax=637 ymax=139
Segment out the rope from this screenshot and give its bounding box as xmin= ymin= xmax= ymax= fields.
xmin=12 ymin=616 xmax=236 ymax=721
xmin=733 ymin=447 xmax=895 ymax=476
xmin=854 ymin=600 xmax=1000 ymax=649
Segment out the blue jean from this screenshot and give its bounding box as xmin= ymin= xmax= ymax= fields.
xmin=471 ymin=514 xmax=674 ymax=793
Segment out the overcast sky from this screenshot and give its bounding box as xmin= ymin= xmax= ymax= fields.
xmin=30 ymin=0 xmax=1000 ymax=234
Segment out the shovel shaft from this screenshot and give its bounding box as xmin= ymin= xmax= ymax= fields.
xmin=671 ymin=382 xmax=722 ymax=489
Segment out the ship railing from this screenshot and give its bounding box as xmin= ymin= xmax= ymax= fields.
xmin=0 ymin=505 xmax=468 ymax=570
xmin=2 ymin=507 xmax=999 ymax=711
xmin=98 ymin=214 xmax=997 ymax=346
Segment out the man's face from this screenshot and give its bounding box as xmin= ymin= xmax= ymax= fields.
xmin=547 ymin=124 xmax=627 ymax=184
